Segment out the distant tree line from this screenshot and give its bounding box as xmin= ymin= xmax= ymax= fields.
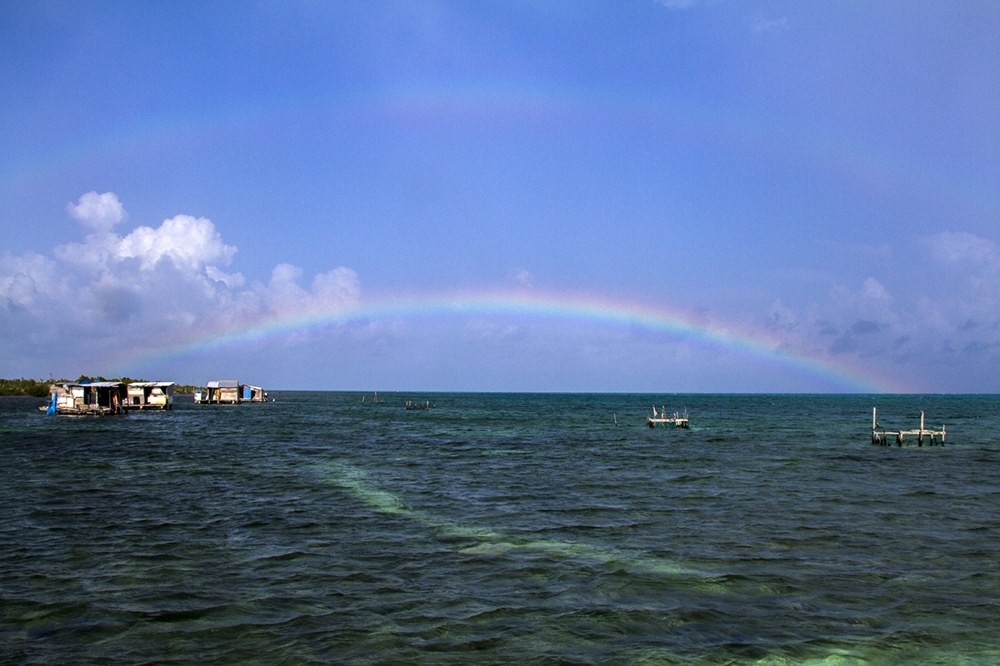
xmin=0 ymin=377 xmax=199 ymax=396
xmin=0 ymin=378 xmax=52 ymax=397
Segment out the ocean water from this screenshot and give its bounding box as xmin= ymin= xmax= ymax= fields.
xmin=1 ymin=392 xmax=999 ymax=665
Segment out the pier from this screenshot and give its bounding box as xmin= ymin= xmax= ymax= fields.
xmin=647 ymin=406 xmax=689 ymax=428
xmin=871 ymin=408 xmax=945 ymax=446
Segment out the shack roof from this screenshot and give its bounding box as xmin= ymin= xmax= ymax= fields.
xmin=206 ymin=380 xmax=239 ymax=388
xmin=57 ymin=381 xmax=125 ymax=388
xmin=129 ymin=381 xmax=176 ymax=388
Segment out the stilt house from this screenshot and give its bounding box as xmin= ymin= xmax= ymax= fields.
xmin=126 ymin=382 xmax=175 ymax=410
xmin=242 ymin=385 xmax=267 ymax=402
xmin=195 ymin=380 xmax=240 ymax=404
xmin=194 ymin=381 xmax=267 ymax=404
xmin=46 ymin=382 xmax=128 ymax=415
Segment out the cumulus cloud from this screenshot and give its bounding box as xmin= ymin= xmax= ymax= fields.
xmin=919 ymin=232 xmax=1000 ymax=306
xmin=117 ymin=214 xmax=237 ymax=271
xmin=924 ymin=231 xmax=999 ymax=267
xmin=755 ymin=230 xmax=1000 ymax=388
xmin=66 ymin=191 xmax=127 ymax=233
xmin=263 ymin=263 xmax=310 ymax=314
xmin=765 ymin=280 xmax=897 ymax=360
xmin=313 ymin=267 xmax=361 ymax=306
xmin=923 ymin=231 xmax=1000 ymax=292
xmin=0 ymin=192 xmax=360 ymax=374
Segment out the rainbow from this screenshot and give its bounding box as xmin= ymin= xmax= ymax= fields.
xmin=1 ymin=80 xmax=928 ymax=393
xmin=117 ymin=289 xmax=905 ymax=393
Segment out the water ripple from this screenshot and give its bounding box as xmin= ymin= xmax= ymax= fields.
xmin=2 ymin=393 xmax=1000 ymax=664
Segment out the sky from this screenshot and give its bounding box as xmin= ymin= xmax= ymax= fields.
xmin=2 ymin=1 xmax=999 ymax=393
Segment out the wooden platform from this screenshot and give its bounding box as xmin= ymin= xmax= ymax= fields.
xmin=647 ymin=406 xmax=689 ymax=428
xmin=871 ymin=408 xmax=945 ymax=446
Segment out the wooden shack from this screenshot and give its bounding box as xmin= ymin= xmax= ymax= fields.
xmin=195 ymin=380 xmax=240 ymax=404
xmin=126 ymin=382 xmax=175 ymax=410
xmin=241 ymin=385 xmax=267 ymax=402
xmin=45 ymin=382 xmax=128 ymax=415
xmin=194 ymin=381 xmax=267 ymax=404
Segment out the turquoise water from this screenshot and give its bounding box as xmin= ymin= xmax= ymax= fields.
xmin=1 ymin=392 xmax=999 ymax=664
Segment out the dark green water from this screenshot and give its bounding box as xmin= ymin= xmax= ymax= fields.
xmin=2 ymin=392 xmax=999 ymax=664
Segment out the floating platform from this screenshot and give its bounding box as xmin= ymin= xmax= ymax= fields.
xmin=647 ymin=406 xmax=689 ymax=428
xmin=405 ymin=400 xmax=433 ymax=411
xmin=871 ymin=408 xmax=945 ymax=446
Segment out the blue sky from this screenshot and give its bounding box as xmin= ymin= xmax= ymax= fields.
xmin=2 ymin=1 xmax=999 ymax=392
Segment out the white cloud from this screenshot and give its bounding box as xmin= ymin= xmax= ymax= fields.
xmin=858 ymin=277 xmax=893 ymax=316
xmin=313 ymin=267 xmax=361 ymax=306
xmin=0 ymin=193 xmax=361 ymax=375
xmin=924 ymin=231 xmax=1000 ymax=271
xmin=916 ymin=232 xmax=1000 ymax=336
xmin=828 ymin=278 xmax=893 ymax=318
xmin=753 ymin=245 xmax=1000 ymax=388
xmin=205 ymin=265 xmax=245 ymax=289
xmin=66 ymin=191 xmax=127 ymax=233
xmin=263 ymin=263 xmax=310 ymax=314
xmin=117 ymin=215 xmax=236 ymax=272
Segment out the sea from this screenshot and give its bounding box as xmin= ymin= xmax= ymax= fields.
xmin=1 ymin=392 xmax=999 ymax=665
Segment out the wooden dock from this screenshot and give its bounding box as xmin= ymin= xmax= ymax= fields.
xmin=647 ymin=406 xmax=689 ymax=429
xmin=871 ymin=408 xmax=945 ymax=446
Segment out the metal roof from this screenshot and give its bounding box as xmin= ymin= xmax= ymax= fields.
xmin=206 ymin=380 xmax=239 ymax=388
